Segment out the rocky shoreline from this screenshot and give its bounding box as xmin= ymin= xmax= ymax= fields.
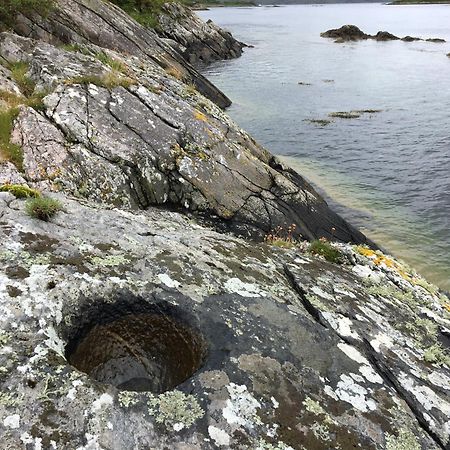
xmin=1 ymin=1 xmax=449 ymax=449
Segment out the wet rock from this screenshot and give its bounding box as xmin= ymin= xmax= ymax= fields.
xmin=426 ymin=38 xmax=446 ymax=43
xmin=157 ymin=3 xmax=245 ymax=66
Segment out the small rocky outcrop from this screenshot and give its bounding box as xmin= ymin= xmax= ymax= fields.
xmin=157 ymin=2 xmax=246 ymax=66
xmin=321 ymin=25 xmax=446 ymax=44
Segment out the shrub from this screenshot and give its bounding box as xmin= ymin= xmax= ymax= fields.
xmin=0 ymin=184 xmax=41 ymax=198
xmin=110 ymin=0 xmax=167 ymax=29
xmin=309 ymin=239 xmax=342 ymax=263
xmin=0 ymin=0 xmax=54 ymax=27
xmin=26 ymin=197 xmax=62 ymax=221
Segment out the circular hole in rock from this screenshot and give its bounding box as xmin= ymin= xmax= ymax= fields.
xmin=65 ymin=309 xmax=208 ymax=393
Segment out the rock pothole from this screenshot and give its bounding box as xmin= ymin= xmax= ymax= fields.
xmin=65 ymin=302 xmax=208 ymax=393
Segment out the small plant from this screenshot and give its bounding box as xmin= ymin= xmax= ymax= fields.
xmin=26 ymin=197 xmax=62 ymax=221
xmin=95 ymin=52 xmax=128 ymax=74
xmin=0 ymin=184 xmax=40 ymax=198
xmin=165 ymin=66 xmax=184 ymax=81
xmin=265 ymin=224 xmax=298 ymax=248
xmin=9 ymin=62 xmax=35 ymax=97
xmin=309 ymin=238 xmax=342 ymax=263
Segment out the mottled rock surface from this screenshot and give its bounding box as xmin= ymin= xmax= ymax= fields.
xmin=321 ymin=25 xmax=446 ymax=43
xmin=0 ymin=192 xmax=449 ymax=449
xmin=157 ymin=2 xmax=245 ymax=66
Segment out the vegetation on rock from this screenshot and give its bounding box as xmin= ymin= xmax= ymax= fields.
xmin=26 ymin=197 xmax=63 ymax=221
xmin=0 ymin=0 xmax=54 ymax=28
xmin=309 ymin=238 xmax=342 ymax=263
xmin=0 ymin=184 xmax=40 ymax=198
xmin=0 ymin=107 xmax=22 ymax=169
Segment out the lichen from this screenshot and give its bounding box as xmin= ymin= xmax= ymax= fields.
xmin=89 ymin=254 xmax=129 ymax=267
xmin=423 ymin=344 xmax=450 ymax=367
xmin=385 ymin=428 xmax=421 ymax=450
xmin=117 ymin=391 xmax=139 ymax=408
xmin=146 ymin=390 xmax=204 ymax=430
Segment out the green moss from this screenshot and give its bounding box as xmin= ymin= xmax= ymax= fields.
xmin=26 ymin=197 xmax=63 ymax=221
xmin=309 ymin=240 xmax=342 ymax=263
xmin=0 ymin=184 xmax=41 ymax=198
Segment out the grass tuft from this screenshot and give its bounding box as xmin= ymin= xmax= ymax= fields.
xmin=26 ymin=197 xmax=63 ymax=221
xmin=65 ymin=73 xmax=136 ymax=89
xmin=309 ymin=239 xmax=342 ymax=263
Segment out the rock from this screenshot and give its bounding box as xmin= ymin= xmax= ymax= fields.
xmin=0 ymin=29 xmax=370 ymax=245
xmin=6 ymin=0 xmax=232 ymax=108
xmin=157 ymin=2 xmax=245 ymax=66
xmin=322 ymin=25 xmax=444 ymax=44
xmin=0 ymin=194 xmax=448 ymax=449
xmin=426 ymin=38 xmax=446 ymax=43
xmin=0 ymin=161 xmax=26 ymax=185
xmin=374 ymin=31 xmax=400 ymax=41
xmin=320 ymin=25 xmax=369 ymax=41
xmin=402 ymin=35 xmax=421 ymax=42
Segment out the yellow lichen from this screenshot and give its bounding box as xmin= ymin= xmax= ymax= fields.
xmin=193 ymin=110 xmax=208 ymax=122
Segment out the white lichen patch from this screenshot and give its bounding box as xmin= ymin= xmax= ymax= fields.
xmin=92 ymin=393 xmax=113 ymax=412
xmin=157 ymin=273 xmax=180 ymax=289
xmin=208 ymin=425 xmax=230 ymax=447
xmin=224 ymin=278 xmax=265 ymax=298
xmin=3 ymin=414 xmax=20 ymax=429
xmin=222 ymin=383 xmax=261 ymax=428
xmin=335 ymin=374 xmax=377 ymax=412
xmin=321 ymin=313 xmax=360 ymax=340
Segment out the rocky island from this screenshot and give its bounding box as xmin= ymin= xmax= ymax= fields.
xmin=1 ymin=1 xmax=449 ymax=449
xmin=321 ymin=25 xmax=446 ymax=43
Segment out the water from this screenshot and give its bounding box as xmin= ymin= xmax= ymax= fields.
xmin=198 ymin=3 xmax=450 ymax=291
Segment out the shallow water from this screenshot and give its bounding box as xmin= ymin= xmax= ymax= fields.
xmin=198 ymin=3 xmax=450 ymax=290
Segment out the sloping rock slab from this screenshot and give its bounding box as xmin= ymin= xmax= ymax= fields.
xmin=0 ymin=194 xmax=447 ymax=449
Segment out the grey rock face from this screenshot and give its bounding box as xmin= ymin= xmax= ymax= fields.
xmin=8 ymin=0 xmax=231 ymax=108
xmin=157 ymin=3 xmax=245 ymax=66
xmin=0 ymin=29 xmax=369 ymax=244
xmin=0 ymin=194 xmax=449 ymax=449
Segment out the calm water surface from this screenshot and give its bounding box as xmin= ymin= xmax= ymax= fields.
xmin=199 ymin=3 xmax=450 ymax=290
